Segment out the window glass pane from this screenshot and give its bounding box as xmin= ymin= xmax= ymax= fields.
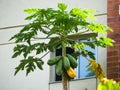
xmin=78 ymin=46 xmax=97 ymax=78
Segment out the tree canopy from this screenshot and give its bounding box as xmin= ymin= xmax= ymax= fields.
xmin=10 ymin=3 xmax=113 ymax=79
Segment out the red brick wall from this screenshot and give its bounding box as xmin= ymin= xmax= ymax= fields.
xmin=107 ymin=0 xmax=120 ymax=81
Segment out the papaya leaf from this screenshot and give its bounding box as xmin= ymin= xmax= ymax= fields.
xmin=35 ymin=60 xmax=44 ymax=70
xmin=14 ymin=59 xmax=27 ymax=75
xmin=24 ymin=8 xmax=39 ymax=14
xmin=12 ymin=51 xmax=22 ymax=58
xmin=14 ymin=56 xmax=44 ymax=76
xmin=94 ymin=36 xmax=114 ymax=47
xmin=88 ymin=51 xmax=95 ymax=60
xmin=58 ymin=3 xmax=67 ymax=11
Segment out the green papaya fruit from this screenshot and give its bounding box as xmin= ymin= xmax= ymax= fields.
xmin=56 ymin=59 xmax=63 ymax=76
xmin=67 ymin=54 xmax=77 ymax=68
xmin=47 ymin=56 xmax=62 ymax=66
xmin=63 ymin=56 xmax=70 ymax=70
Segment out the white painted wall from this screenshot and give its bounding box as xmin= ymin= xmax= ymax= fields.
xmin=0 ymin=0 xmax=107 ymax=27
xmin=0 ymin=44 xmax=50 ymax=90
xmin=0 ymin=0 xmax=107 ymax=90
xmin=50 ymin=78 xmax=97 ymax=90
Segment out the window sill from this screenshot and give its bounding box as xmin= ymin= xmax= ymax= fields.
xmin=49 ymin=76 xmax=96 ymax=84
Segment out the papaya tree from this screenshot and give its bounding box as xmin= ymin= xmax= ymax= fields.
xmin=10 ymin=3 xmax=114 ymax=90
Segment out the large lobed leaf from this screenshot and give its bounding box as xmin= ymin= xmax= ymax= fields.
xmin=14 ymin=56 xmax=44 ymax=76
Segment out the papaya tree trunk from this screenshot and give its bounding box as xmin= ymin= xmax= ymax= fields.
xmin=62 ymin=44 xmax=69 ymax=90
xmin=62 ymin=74 xmax=68 ymax=90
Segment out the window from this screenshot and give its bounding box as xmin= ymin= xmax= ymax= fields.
xmin=77 ymin=46 xmax=97 ymax=79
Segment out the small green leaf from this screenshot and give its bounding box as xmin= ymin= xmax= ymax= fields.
xmin=35 ymin=60 xmax=44 ymax=70
xmin=83 ymin=9 xmax=96 ymax=20
xmin=26 ymin=62 xmax=36 ymax=76
xmin=12 ymin=52 xmax=21 ymax=58
xmin=94 ymin=37 xmax=114 ymax=47
xmin=58 ymin=3 xmax=67 ymax=11
xmin=88 ymin=51 xmax=95 ymax=60
xmin=14 ymin=60 xmax=27 ymax=75
xmin=70 ymin=8 xmax=81 ymax=16
xmin=24 ymin=8 xmax=39 ymax=14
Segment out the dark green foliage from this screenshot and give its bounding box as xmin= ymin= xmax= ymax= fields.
xmin=12 ymin=43 xmax=47 ymax=58
xmin=58 ymin=3 xmax=67 ymax=11
xmin=81 ymin=50 xmax=96 ymax=60
xmin=14 ymin=56 xmax=44 ymax=76
xmin=48 ymin=37 xmax=62 ymax=52
xmin=10 ymin=3 xmax=113 ymax=75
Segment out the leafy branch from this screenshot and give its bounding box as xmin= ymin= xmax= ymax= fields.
xmin=14 ymin=56 xmax=44 ymax=76
xmin=10 ymin=3 xmax=114 ymax=83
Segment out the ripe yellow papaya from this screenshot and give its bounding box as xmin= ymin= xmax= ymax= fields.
xmin=67 ymin=67 xmax=76 ymax=78
xmin=67 ymin=54 xmax=77 ymax=68
xmin=63 ymin=56 xmax=70 ymax=70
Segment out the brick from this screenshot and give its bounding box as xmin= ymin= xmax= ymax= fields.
xmin=107 ymin=62 xmax=119 ymax=68
xmin=108 ymin=1 xmax=120 ymax=5
xmin=107 ymin=44 xmax=120 ymax=51
xmin=108 ymin=28 xmax=120 ymax=33
xmin=107 ymin=46 xmax=115 ymax=51
xmin=107 ymin=73 xmax=119 ymax=79
xmin=107 ymin=50 xmax=118 ymax=56
xmin=108 ymin=23 xmax=120 ymax=28
xmin=107 ymin=30 xmax=115 ymax=35
xmin=107 ymin=67 xmax=119 ymax=74
xmin=107 ymin=0 xmax=120 ymax=81
xmin=114 ymin=39 xmax=120 ymax=44
xmin=108 ymin=27 xmax=120 ymax=32
xmin=107 ymin=16 xmax=120 ymax=22
xmin=107 ymin=56 xmax=119 ymax=62
xmin=107 ymin=5 xmax=119 ymax=11
xmin=107 ymin=33 xmax=120 ymax=40
xmin=107 ymin=11 xmax=119 ymax=16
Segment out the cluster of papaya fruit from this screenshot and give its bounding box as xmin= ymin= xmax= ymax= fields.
xmin=47 ymin=54 xmax=77 ymax=78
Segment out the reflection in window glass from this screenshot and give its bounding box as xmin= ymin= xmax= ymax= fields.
xmin=77 ymin=46 xmax=97 ymax=79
